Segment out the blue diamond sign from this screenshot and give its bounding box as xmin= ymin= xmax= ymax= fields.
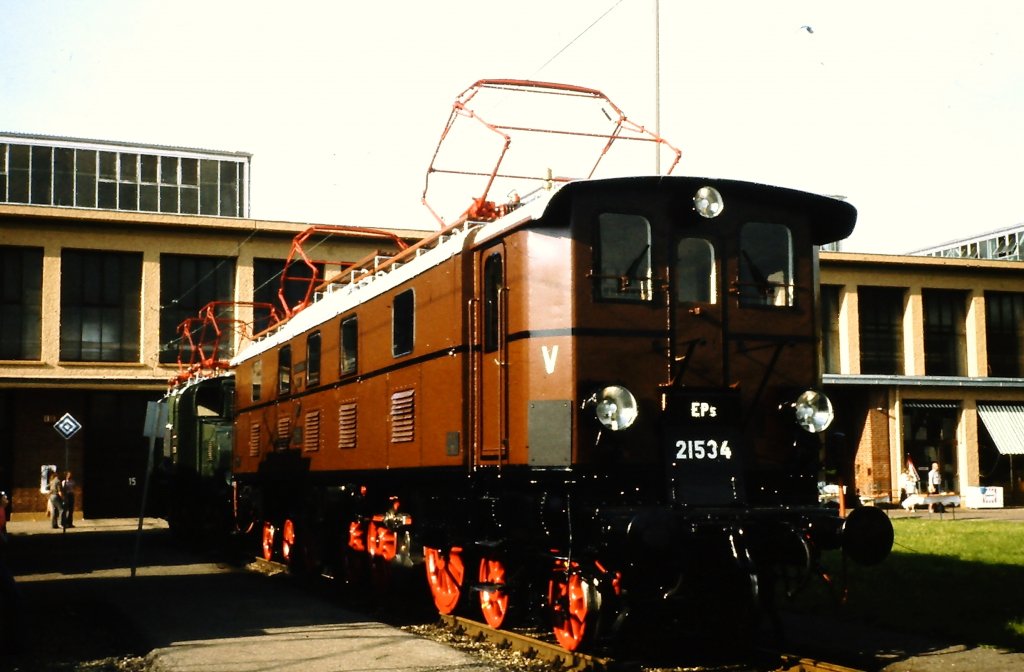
xmin=53 ymin=413 xmax=82 ymax=440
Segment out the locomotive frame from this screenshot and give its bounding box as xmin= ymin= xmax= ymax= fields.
xmin=163 ymin=80 xmax=893 ymax=652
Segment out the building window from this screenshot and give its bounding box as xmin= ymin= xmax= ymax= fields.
xmin=278 ymin=345 xmax=292 ymax=396
xmin=858 ymin=286 xmax=905 ymax=375
xmin=675 ymin=237 xmax=716 ymax=304
xmin=159 ymin=254 xmax=235 ymax=364
xmin=0 ymin=139 xmax=247 ymax=216
xmin=985 ymin=291 xmax=1024 ymax=377
xmin=923 ymin=289 xmax=967 ymax=376
xmin=59 ymin=249 xmax=142 ymax=362
xmin=820 ymin=284 xmax=841 ymax=374
xmin=0 ymin=246 xmax=43 ymax=360
xmin=306 ymin=331 xmax=322 ymax=387
xmin=252 ymin=258 xmax=324 ymax=334
xmin=596 ymin=213 xmax=652 ymax=301
xmin=393 ymin=289 xmax=414 ymax=357
xmin=341 ymin=316 xmax=358 ymax=375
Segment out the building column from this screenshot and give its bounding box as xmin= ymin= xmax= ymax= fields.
xmin=840 ymin=285 xmax=859 ymax=374
xmin=904 ymin=286 xmax=924 ymax=376
xmin=40 ymin=246 xmax=61 ymax=363
xmin=960 ymin=400 xmax=979 ymax=491
xmin=140 ymin=249 xmax=162 ymax=368
xmin=965 ymin=291 xmax=987 ymax=377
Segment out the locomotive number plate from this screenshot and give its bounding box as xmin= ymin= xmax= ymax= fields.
xmin=674 ymin=438 xmax=732 ymax=461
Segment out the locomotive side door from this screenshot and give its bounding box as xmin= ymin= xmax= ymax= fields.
xmin=473 ymin=243 xmax=508 ymax=463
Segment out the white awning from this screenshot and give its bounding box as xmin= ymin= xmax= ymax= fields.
xmin=978 ymin=404 xmax=1024 ymax=456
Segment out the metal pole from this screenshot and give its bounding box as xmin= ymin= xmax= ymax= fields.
xmin=654 ymin=0 xmax=661 ymax=174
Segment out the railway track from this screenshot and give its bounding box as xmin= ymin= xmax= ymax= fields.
xmin=250 ymin=557 xmax=865 ymax=672
xmin=434 ymin=614 xmax=866 ymax=672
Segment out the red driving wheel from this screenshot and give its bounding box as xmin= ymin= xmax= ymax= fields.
xmin=281 ymin=518 xmax=297 ymax=564
xmin=548 ymin=562 xmax=598 ymax=652
xmin=478 ymin=556 xmax=511 ymax=628
xmin=424 ymin=546 xmax=465 ymax=614
xmin=261 ymin=521 xmax=275 ymax=562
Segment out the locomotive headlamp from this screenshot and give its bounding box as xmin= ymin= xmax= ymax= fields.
xmin=792 ymin=389 xmax=834 ymax=433
xmin=590 ymin=385 xmax=639 ymax=431
xmin=694 ymin=186 xmax=724 ymax=219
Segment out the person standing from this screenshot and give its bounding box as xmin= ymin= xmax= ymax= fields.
xmin=60 ymin=471 xmax=76 ymax=529
xmin=928 ymin=462 xmax=942 ymax=494
xmin=48 ymin=470 xmax=63 ymax=529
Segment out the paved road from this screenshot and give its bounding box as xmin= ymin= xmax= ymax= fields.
xmin=1 ymin=517 xmax=499 ymax=672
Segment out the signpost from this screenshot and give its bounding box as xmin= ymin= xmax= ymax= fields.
xmin=53 ymin=412 xmax=82 ymax=472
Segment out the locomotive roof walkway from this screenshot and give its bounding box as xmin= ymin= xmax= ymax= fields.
xmin=3 ymin=511 xmax=1024 ymax=671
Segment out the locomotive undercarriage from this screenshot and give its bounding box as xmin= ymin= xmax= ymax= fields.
xmin=236 ymin=461 xmax=883 ymax=652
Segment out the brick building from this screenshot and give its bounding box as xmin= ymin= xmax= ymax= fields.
xmin=820 ymin=251 xmax=1024 ymax=506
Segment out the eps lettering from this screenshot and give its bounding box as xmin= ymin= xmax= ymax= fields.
xmin=690 ymin=401 xmax=717 ymax=418
xmin=675 ymin=439 xmax=732 ymax=460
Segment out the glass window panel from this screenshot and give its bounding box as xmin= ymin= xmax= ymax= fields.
xmin=483 ymin=253 xmax=502 ymax=353
xmin=0 ymin=246 xmax=43 ymax=359
xmin=75 ymin=150 xmax=97 ymax=208
xmin=158 ymin=254 xmax=235 ymax=364
xmin=119 ymin=153 xmax=138 ymax=182
xmin=675 ymin=238 xmax=716 ymax=303
xmin=278 ymin=345 xmax=292 ymax=396
xmin=118 ymin=182 xmax=137 ymax=210
xmin=739 ymin=222 xmax=793 ymax=307
xmin=219 ymin=161 xmax=238 ymax=217
xmin=923 ymin=289 xmax=967 ymax=376
xmin=341 ymin=316 xmax=358 ymax=375
xmin=139 ymin=184 xmax=158 ymax=211
xmin=140 ymin=154 xmax=158 ymax=183
xmin=306 ymin=331 xmax=322 ymax=387
xmin=160 ymin=156 xmax=178 ymax=184
xmin=820 ymin=285 xmax=842 ymax=374
xmin=60 ymin=249 xmax=141 ymax=362
xmin=30 ymin=145 xmax=52 ymax=205
xmin=99 ymin=151 xmax=117 ymax=179
xmin=159 ymin=185 xmax=178 ymax=213
xmin=392 ymin=289 xmax=414 ymax=357
xmin=199 ymin=159 xmax=218 ymax=215
xmin=180 ymin=185 xmax=198 ymax=213
xmin=985 ymin=291 xmax=1024 ymax=377
xmin=97 ymin=181 xmax=117 ymax=209
xmin=858 ymin=286 xmax=905 ymax=375
xmin=8 ymin=145 xmax=29 ymax=202
xmin=53 ymin=148 xmax=75 ymax=206
xmin=252 ymin=359 xmax=262 ymax=401
xmin=180 ymin=158 xmax=198 ymax=185
xmin=596 ymin=213 xmax=652 ymax=301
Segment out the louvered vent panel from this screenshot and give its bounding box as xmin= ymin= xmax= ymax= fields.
xmin=338 ymin=402 xmax=357 ymax=450
xmin=277 ymin=416 xmax=291 ymax=448
xmin=249 ymin=423 xmax=261 ymax=457
xmin=390 ymin=389 xmax=415 ymax=443
xmin=303 ymin=410 xmax=321 ymax=452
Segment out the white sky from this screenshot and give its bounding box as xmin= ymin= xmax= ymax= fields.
xmin=2 ymin=0 xmax=1022 ymax=254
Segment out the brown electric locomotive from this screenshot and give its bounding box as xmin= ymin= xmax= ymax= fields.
xmin=219 ymin=81 xmax=894 ymax=651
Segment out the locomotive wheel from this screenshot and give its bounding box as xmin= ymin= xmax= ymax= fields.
xmin=281 ymin=518 xmax=297 ymax=565
xmin=424 ymin=546 xmax=465 ymax=614
xmin=548 ymin=563 xmax=600 ymax=652
xmin=261 ymin=521 xmax=275 ymax=562
xmin=367 ymin=519 xmax=398 ymax=561
xmin=478 ymin=556 xmax=512 ymax=628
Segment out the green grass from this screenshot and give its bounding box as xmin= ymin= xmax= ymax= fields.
xmin=790 ymin=516 xmax=1024 ymax=651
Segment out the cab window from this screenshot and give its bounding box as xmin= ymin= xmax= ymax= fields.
xmin=306 ymin=331 xmax=321 ymax=387
xmin=596 ymin=213 xmax=652 ymax=302
xmin=340 ymin=316 xmax=358 ymax=375
xmin=738 ymin=222 xmax=793 ymax=307
xmin=676 ymin=238 xmax=716 ymax=304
